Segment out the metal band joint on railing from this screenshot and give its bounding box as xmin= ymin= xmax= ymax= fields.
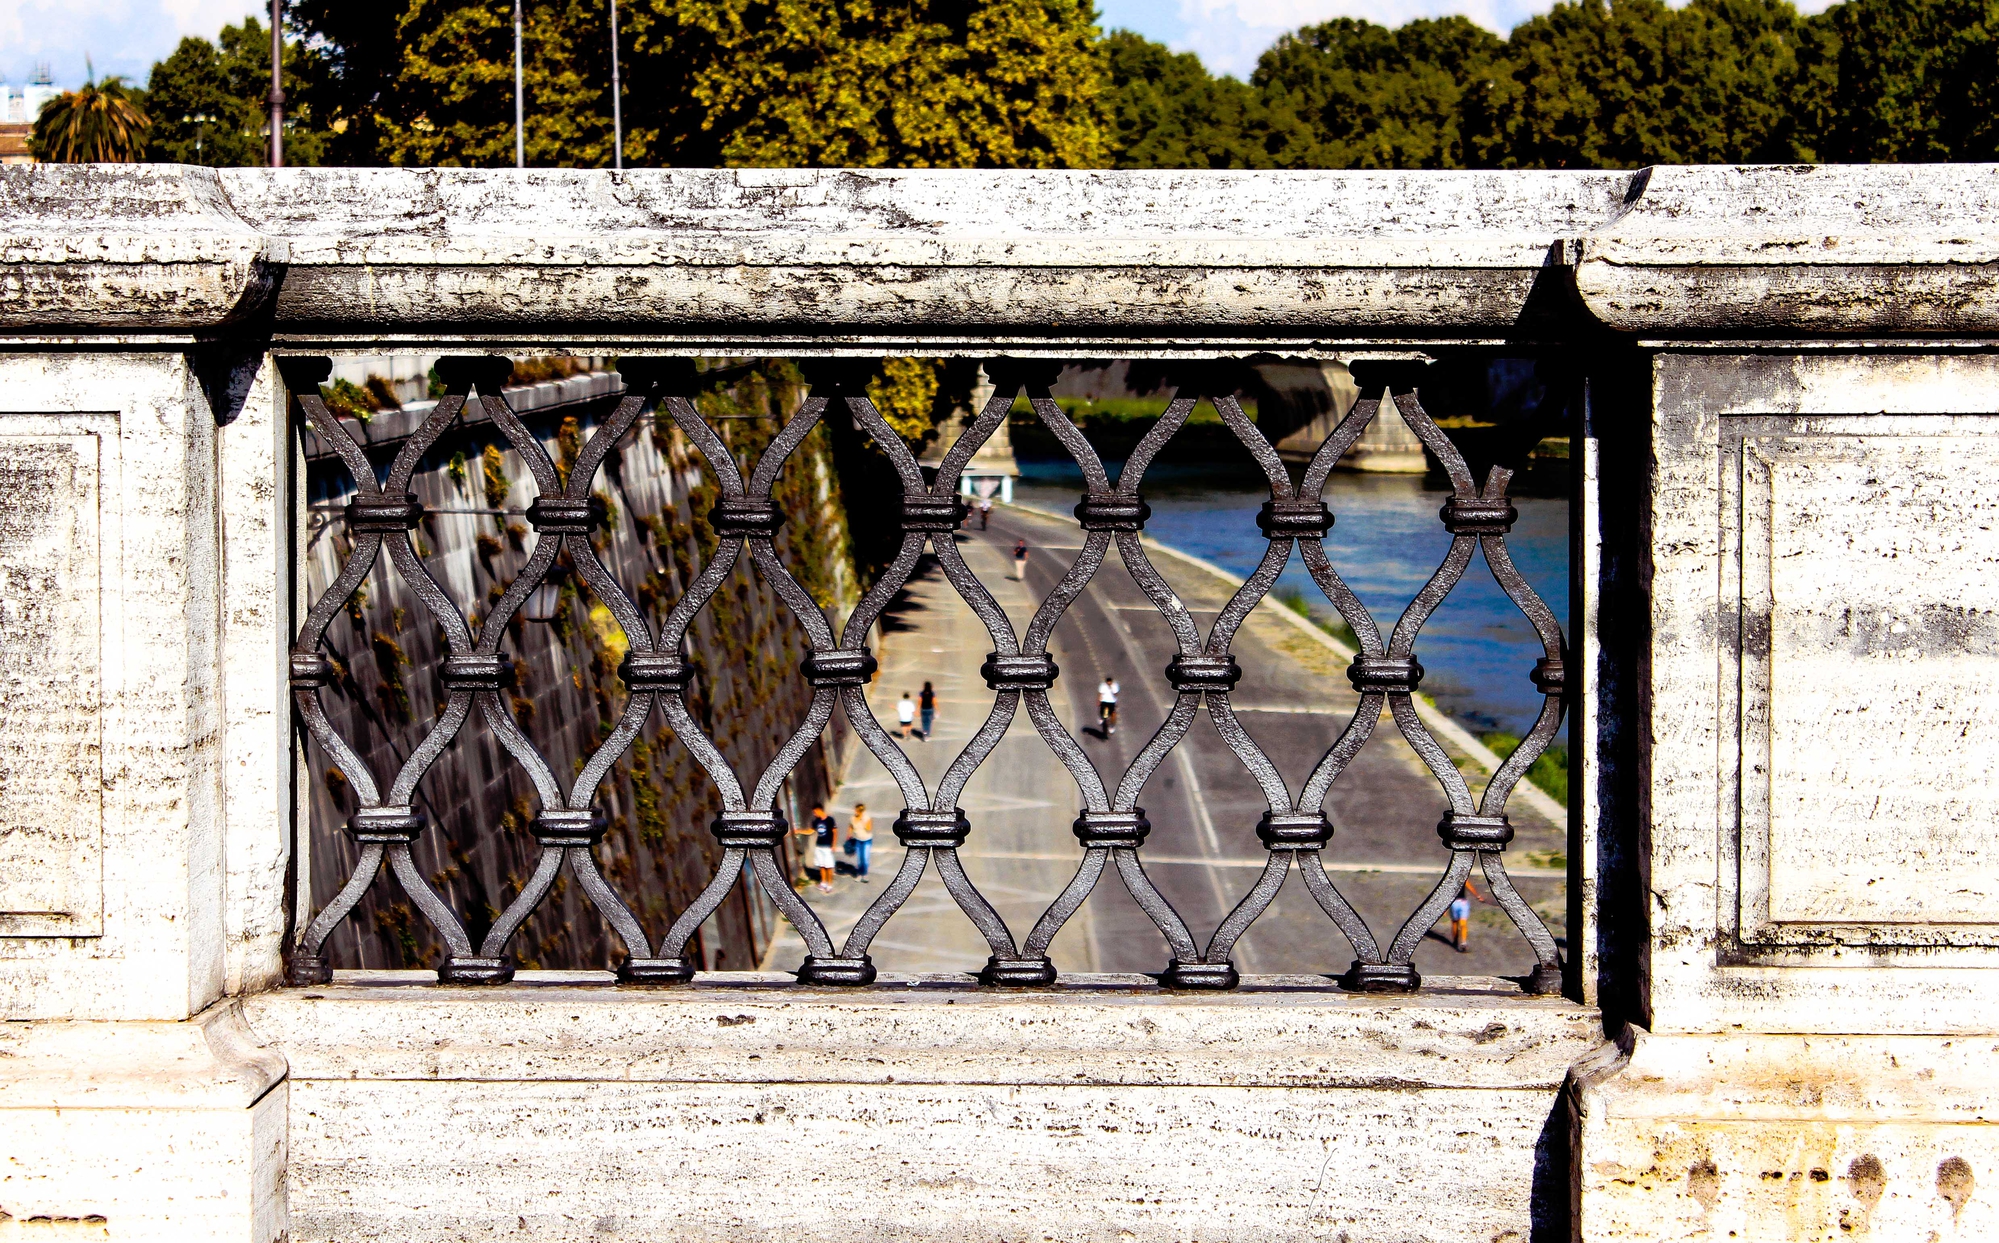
xmin=893 ymin=808 xmax=972 ymax=848
xmin=1340 ymin=961 xmax=1421 ymax=993
xmin=534 ymin=807 xmax=608 ymax=848
xmin=899 ymin=493 xmax=970 ymax=531
xmin=289 ymin=650 xmax=336 ymax=688
xmin=801 ymin=648 xmax=877 ymax=688
xmin=1165 ymin=653 xmax=1242 ymax=693
xmin=1439 ymin=496 xmax=1518 ymax=535
xmin=981 ymin=652 xmax=1058 ymax=691
xmin=1347 ymin=653 xmax=1424 ymax=694
xmin=525 ymin=495 xmax=606 ymax=533
xmin=1163 ymin=960 xmax=1239 ymax=990
xmin=1532 ymin=656 xmax=1565 ymax=696
xmin=345 ymin=493 xmax=424 ymax=532
xmin=980 ymin=955 xmax=1058 ymax=986
xmin=440 ymin=654 xmax=513 ymax=693
xmin=1073 ymin=809 xmax=1150 ymax=849
xmin=1256 ymin=498 xmax=1334 ymax=538
xmin=709 ymin=498 xmax=784 ymax=539
xmin=621 ymin=652 xmax=691 ymax=694
xmin=797 ymin=955 xmax=877 ymax=986
xmin=346 ymin=806 xmax=425 ymax=844
xmin=709 ymin=809 xmax=788 ymax=848
xmin=1074 ymin=493 xmax=1150 ymax=531
xmin=1256 ymin=811 xmax=1334 ymax=851
xmin=1437 ymin=812 xmax=1514 ymax=851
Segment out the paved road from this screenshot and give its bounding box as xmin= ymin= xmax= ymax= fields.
xmin=765 ymin=503 xmax=1565 ymax=982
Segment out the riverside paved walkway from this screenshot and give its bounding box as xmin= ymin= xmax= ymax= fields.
xmin=765 ymin=502 xmax=1565 ymax=982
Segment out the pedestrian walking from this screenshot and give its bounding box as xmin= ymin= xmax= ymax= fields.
xmin=978 ymin=497 xmax=992 ymax=529
xmin=919 ymin=681 xmax=937 ymax=740
xmin=896 ymin=691 xmax=917 ymax=739
xmin=1097 ymin=674 xmax=1119 ymax=736
xmin=1011 ymin=539 xmax=1028 ymax=581
xmin=1450 ymin=879 xmax=1483 ymax=953
xmin=806 ymin=803 xmax=838 ymax=893
xmin=848 ymin=802 xmax=873 ymax=883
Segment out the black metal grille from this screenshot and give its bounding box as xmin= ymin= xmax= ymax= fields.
xmin=284 ymin=355 xmax=1567 ymax=994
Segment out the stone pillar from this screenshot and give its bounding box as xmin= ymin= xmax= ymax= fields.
xmin=1569 ymin=165 xmax=1999 ymax=1240
xmin=0 ymin=167 xmax=291 ymax=1241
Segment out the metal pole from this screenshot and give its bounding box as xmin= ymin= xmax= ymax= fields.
xmin=513 ymin=0 xmax=525 ymax=168
xmin=268 ymin=0 xmax=285 ymax=167
xmin=608 ymin=0 xmax=622 ymax=172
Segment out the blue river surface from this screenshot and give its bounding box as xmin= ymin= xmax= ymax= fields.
xmin=1013 ymin=458 xmax=1568 ymax=743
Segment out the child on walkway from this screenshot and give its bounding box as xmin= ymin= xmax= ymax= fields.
xmin=1450 ymin=879 xmax=1483 ymax=953
xmin=805 ymin=803 xmax=838 ymax=894
xmin=848 ymin=803 xmax=873 ymax=883
xmin=896 ymin=691 xmax=917 ymax=739
xmin=1011 ymin=539 xmax=1028 ymax=581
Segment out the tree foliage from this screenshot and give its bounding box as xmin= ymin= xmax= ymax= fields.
xmin=1815 ymin=0 xmax=1999 ymax=162
xmin=32 ymin=77 xmax=151 ymax=163
xmin=144 ymin=17 xmax=328 ymax=166
xmin=1255 ymin=17 xmax=1504 ymax=170
xmin=276 ymin=0 xmax=1098 ymax=170
xmin=149 ymin=0 xmax=1999 ymax=172
xmin=1101 ymin=0 xmax=1997 ymax=170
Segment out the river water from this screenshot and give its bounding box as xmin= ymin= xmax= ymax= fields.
xmin=1014 ymin=459 xmax=1568 ymax=742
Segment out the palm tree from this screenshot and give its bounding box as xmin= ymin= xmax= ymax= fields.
xmin=32 ymin=73 xmax=151 ymax=163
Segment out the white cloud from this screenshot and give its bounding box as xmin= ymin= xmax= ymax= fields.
xmin=0 ymin=0 xmax=263 ymax=87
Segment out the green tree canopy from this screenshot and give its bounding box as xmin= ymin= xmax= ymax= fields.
xmin=1254 ymin=16 xmax=1504 ymax=169
xmin=1816 ymin=0 xmax=1999 ymax=161
xmin=285 ymin=0 xmax=1100 ymax=169
xmin=1486 ymin=0 xmax=1821 ymax=167
xmin=1099 ymin=29 xmax=1272 ymax=168
xmin=144 ymin=17 xmax=329 ymax=166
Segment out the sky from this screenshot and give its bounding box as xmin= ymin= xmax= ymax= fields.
xmin=3 ymin=0 xmax=1842 ymax=91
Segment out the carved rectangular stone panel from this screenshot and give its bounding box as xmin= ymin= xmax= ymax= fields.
xmin=1735 ymin=430 xmax=1999 ymax=944
xmin=0 ymin=431 xmax=103 ymax=936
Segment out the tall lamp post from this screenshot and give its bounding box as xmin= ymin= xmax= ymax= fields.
xmin=268 ymin=0 xmax=284 ymax=167
xmin=608 ymin=0 xmax=622 ymax=172
xmin=513 ymin=0 xmax=525 ymax=168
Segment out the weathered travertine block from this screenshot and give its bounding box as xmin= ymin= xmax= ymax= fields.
xmin=0 ymin=354 xmax=234 ymax=1023
xmin=1573 ymin=1030 xmax=1998 ymax=1241
xmin=0 ymin=1001 xmax=287 ymax=1241
xmin=247 ymin=972 xmax=1600 ymax=1242
xmin=1642 ymin=351 xmax=1999 ymax=1034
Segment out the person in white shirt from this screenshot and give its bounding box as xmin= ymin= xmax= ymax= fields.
xmin=1097 ymin=675 xmax=1119 ymax=736
xmin=896 ymin=692 xmax=917 ymax=738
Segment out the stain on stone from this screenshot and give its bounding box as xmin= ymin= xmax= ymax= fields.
xmin=1937 ymin=1156 xmax=1973 ymax=1218
xmin=1846 ymin=1155 xmax=1885 ymax=1209
xmin=1688 ymin=1159 xmax=1721 ymax=1211
xmin=715 ymin=1014 xmax=755 ymax=1027
xmin=1473 ymin=1022 xmax=1508 ymax=1045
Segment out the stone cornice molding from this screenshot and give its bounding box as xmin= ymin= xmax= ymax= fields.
xmin=0 ymin=163 xmax=1993 ymax=341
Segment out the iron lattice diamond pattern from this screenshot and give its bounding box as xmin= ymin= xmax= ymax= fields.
xmin=284 ymin=356 xmax=1567 ymax=995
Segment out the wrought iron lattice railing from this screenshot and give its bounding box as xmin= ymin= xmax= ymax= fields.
xmin=283 ymin=355 xmax=1567 ymax=994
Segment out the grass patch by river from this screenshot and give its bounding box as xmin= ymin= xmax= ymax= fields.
xmin=1480 ymin=732 xmax=1569 ymax=806
xmin=1010 ymin=395 xmax=1257 ymax=465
